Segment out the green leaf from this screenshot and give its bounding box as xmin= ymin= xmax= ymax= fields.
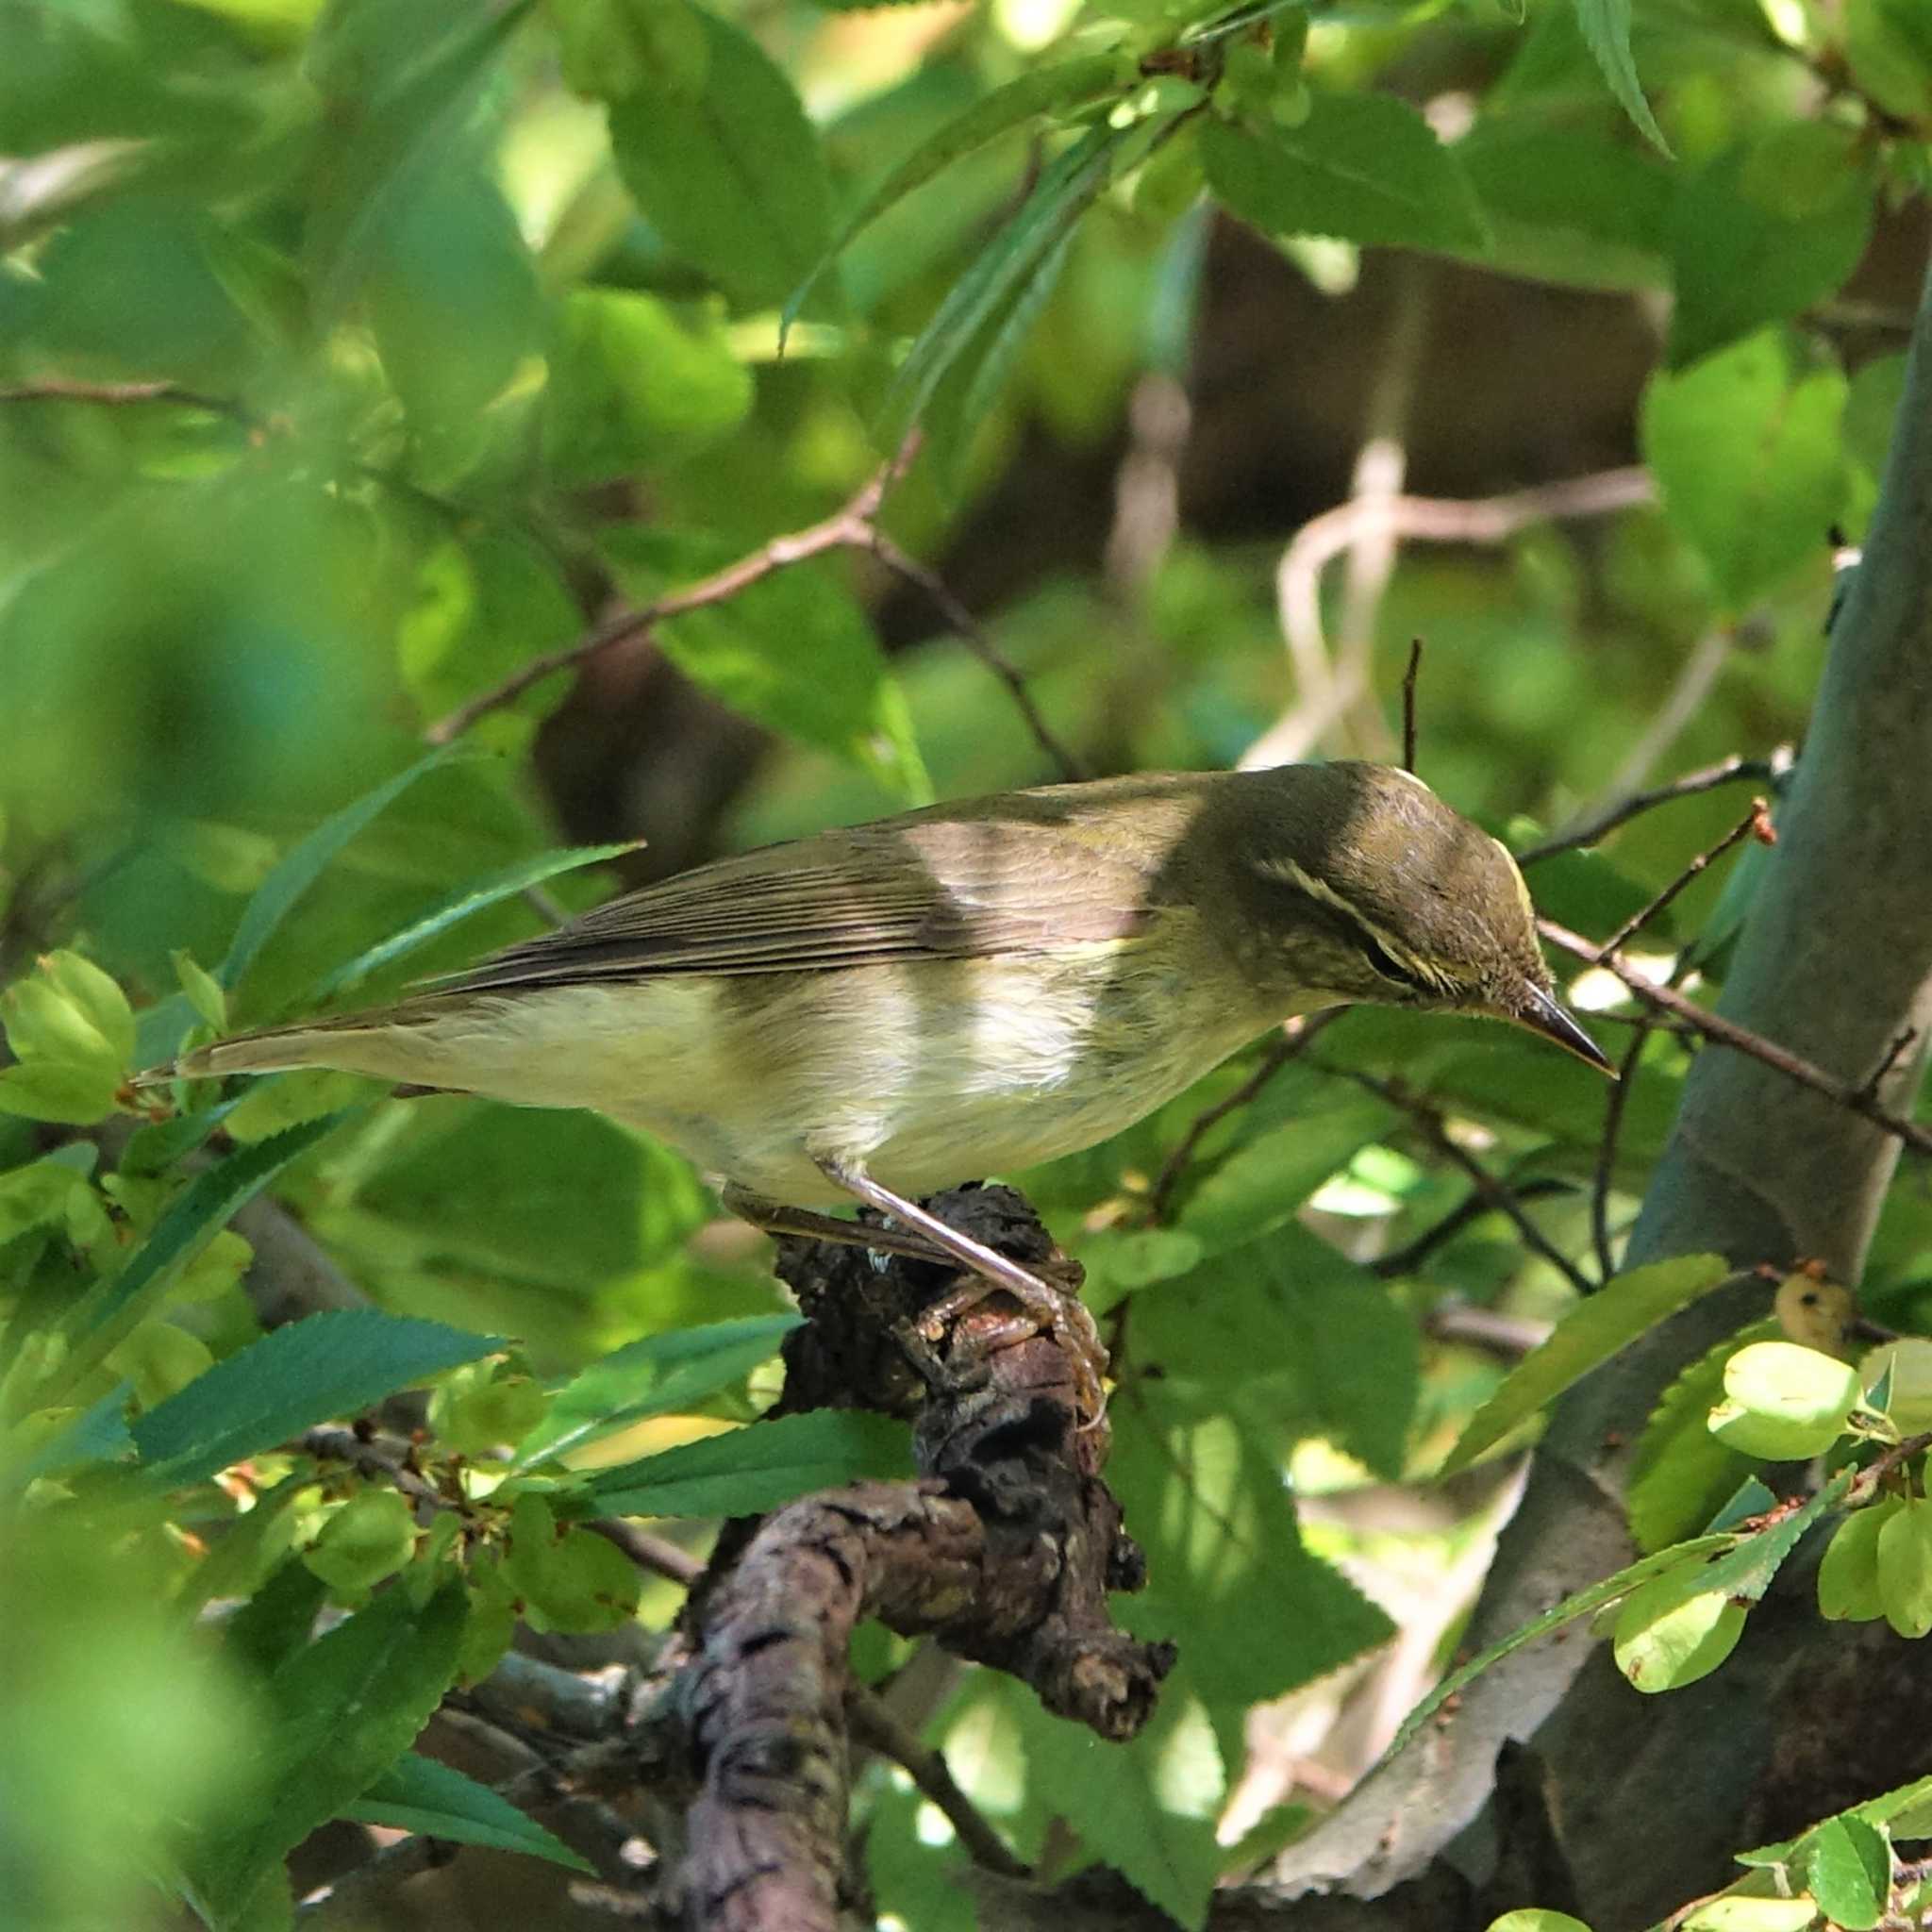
xmin=1177 ymin=1087 xmax=1398 ymax=1253
xmin=543 ymin=291 xmax=752 ymax=483
xmin=1202 ymin=94 xmax=1489 ymax=253
xmin=1665 ymin=127 xmax=1874 ymax=368
xmin=1130 ymin=1224 xmax=1418 ymax=1480
xmin=127 ymin=1310 xmax=503 ymax=1491
xmin=1571 ymin=0 xmax=1668 ymax=153
xmin=39 ymin=1114 xmax=350 ymax=1410
xmin=1641 ymin=332 xmax=1848 ymax=612
xmin=354 ymin=1102 xmax=685 ymax=1287
xmin=1486 ymin=1915 xmax=1596 ymax=1932
xmin=186 ymin=1579 xmax=468 ymax=1927
xmin=781 ymin=55 xmax=1124 ymax=341
xmin=1386 ymin=1537 xmax=1734 ymax=1757
xmin=1441 ymin=1253 xmax=1729 ymax=1474
xmin=586 ymin=1408 xmax=914 ymax=1518
xmin=220 ymin=746 xmax=466 ymax=1002
xmin=885 ymin=122 xmax=1125 ymax=445
xmin=1706 ymin=1341 xmax=1860 ymax=1462
xmin=1846 ymin=0 xmax=1932 ymax=121
xmin=309 ymin=841 xmax=638 ymax=1004
xmin=1109 ymin=1387 xmax=1394 ymax=1706
xmin=1627 ymin=1324 xmax=1775 ymax=1552
xmin=1876 ymin=1494 xmax=1932 ymax=1640
xmin=598 ymin=527 xmax=928 ymax=798
xmin=344 ymin=1752 xmax=594 ymax=1874
xmin=0 ymin=1059 xmax=121 ymax=1125
xmin=1019 ymin=1670 xmax=1223 ymax=1930
xmin=1678 ymin=1899 xmax=1817 ymax=1930
xmin=1612 ymin=1566 xmax=1747 ymax=1691
xmin=514 ymin=1313 xmax=800 ymax=1469
xmin=304 ymin=0 xmax=535 ymax=317
xmin=1802 ymin=1814 xmax=1890 ymax=1930
xmin=608 ymin=8 xmax=835 ymax=310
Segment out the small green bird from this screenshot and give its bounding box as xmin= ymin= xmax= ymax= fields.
xmin=159 ymin=761 xmax=1605 ymax=1377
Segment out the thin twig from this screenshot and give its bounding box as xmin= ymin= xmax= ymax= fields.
xmin=1245 ymin=466 xmax=1653 ymax=770
xmin=1400 ymin=637 xmax=1424 ymax=774
xmin=1371 ymin=1175 xmax=1574 ymax=1279
xmin=1423 ymin=1302 xmax=1553 ymax=1357
xmin=299 ymin=1426 xmax=449 ymax=1510
xmin=587 ymin=1517 xmax=704 ymax=1587
xmin=1857 ymin=1027 xmax=1920 ymax=1105
xmin=424 ymin=445 xmax=917 ymax=743
xmin=1591 ymin=626 xmax=1738 ymax=808
xmin=1591 ymin=1017 xmax=1653 ymax=1282
xmin=1540 ymin=918 xmax=1932 ymax=1158
xmin=1515 ymin=751 xmax=1790 ymax=865
xmin=866 ymin=529 xmax=1084 ymax=781
xmin=1341 ymin=1071 xmax=1595 ymax=1296
xmin=846 ymin=1689 xmax=1031 ymax=1879
xmin=1595 ymin=801 xmax=1773 ymax=961
xmin=1148 ymin=1011 xmax=1345 ymax=1218
xmin=0 ymin=376 xmax=242 ymax=414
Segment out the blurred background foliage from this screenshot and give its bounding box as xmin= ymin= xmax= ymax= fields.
xmin=3 ymin=0 xmax=1930 ymax=1923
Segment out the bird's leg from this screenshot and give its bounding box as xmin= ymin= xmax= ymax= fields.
xmin=809 ymin=1156 xmax=1107 ymax=1424
xmin=718 ymin=1183 xmax=960 ymax=1268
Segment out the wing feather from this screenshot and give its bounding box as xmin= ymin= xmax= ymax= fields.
xmin=429 ymin=799 xmax=1189 ymax=994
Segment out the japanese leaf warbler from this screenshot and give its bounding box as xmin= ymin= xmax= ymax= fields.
xmin=159 ymin=762 xmax=1606 ymax=1335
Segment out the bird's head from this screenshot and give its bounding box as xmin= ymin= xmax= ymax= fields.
xmin=1222 ymin=761 xmax=1611 ymax=1072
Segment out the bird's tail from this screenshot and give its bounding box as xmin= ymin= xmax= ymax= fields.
xmin=134 ymin=1008 xmax=426 ymax=1089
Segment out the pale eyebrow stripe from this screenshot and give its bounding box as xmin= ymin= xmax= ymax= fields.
xmin=1252 ymin=857 xmax=1457 ymax=991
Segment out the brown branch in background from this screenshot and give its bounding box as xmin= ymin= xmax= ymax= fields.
xmin=1593 ymin=800 xmax=1773 ymax=960
xmin=0 ymin=376 xmax=242 ymax=415
xmin=425 ymin=436 xmax=1081 ymax=782
xmin=1147 ymin=1009 xmax=1345 ymax=1219
xmin=587 ymin=1517 xmax=704 ymax=1588
xmin=866 ymin=530 xmax=1085 ymax=781
xmin=1516 ymin=750 xmax=1791 ymax=865
xmin=1400 ymin=636 xmax=1424 ymax=774
xmin=1246 ymin=465 xmax=1654 ymax=771
xmin=1541 ymin=918 xmax=1932 ymax=1157
xmin=1340 ymin=1070 xmax=1596 ymax=1297
xmin=1371 ymin=1175 xmax=1574 ymax=1280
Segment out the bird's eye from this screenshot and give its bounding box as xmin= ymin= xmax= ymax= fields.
xmin=1359 ymin=932 xmax=1433 ymax=995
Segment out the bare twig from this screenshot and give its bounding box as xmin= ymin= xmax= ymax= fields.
xmin=587 ymin=1517 xmax=704 ymax=1588
xmin=1592 ymin=626 xmax=1738 ymax=808
xmin=846 ymin=1688 xmax=1031 ymax=1880
xmin=1371 ymin=1175 xmax=1574 ymax=1280
xmin=1540 ymin=918 xmax=1932 ymax=1158
xmin=1857 ymin=1026 xmax=1920 ymax=1105
xmin=1400 ymin=637 xmax=1424 ymax=774
xmin=1341 ymin=1071 xmax=1595 ymax=1297
xmin=1245 ymin=466 xmax=1653 ymax=770
xmin=1147 ymin=1010 xmax=1345 ymax=1218
xmin=1516 ymin=751 xmax=1790 ymax=865
xmin=866 ymin=529 xmax=1084 ymax=781
xmin=0 ymin=376 xmax=242 ymax=415
xmin=298 ymin=1425 xmax=449 ymax=1511
xmin=1595 ymin=801 xmax=1773 ymax=962
xmin=1591 ymin=1017 xmax=1654 ymax=1281
xmin=1424 ymin=1302 xmax=1554 ymax=1357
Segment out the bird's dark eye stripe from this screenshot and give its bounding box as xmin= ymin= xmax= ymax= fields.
xmin=1359 ymin=931 xmax=1432 ymax=993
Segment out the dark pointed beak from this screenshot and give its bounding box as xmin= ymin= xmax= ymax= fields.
xmin=1511 ymin=984 xmax=1616 ymax=1076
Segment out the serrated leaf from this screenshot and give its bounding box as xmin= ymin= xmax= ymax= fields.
xmin=1441 ymin=1253 xmax=1729 ymax=1475
xmin=127 ymin=1309 xmax=503 ymax=1491
xmin=1109 ymin=1387 xmax=1393 ymax=1706
xmin=1203 ymin=94 xmax=1489 ymax=252
xmin=186 ymin=1580 xmax=468 ymax=1926
xmin=1641 ymin=332 xmax=1847 ymax=612
xmin=1572 ymin=0 xmax=1668 ymax=153
xmin=309 ymin=841 xmax=638 ymax=1004
xmin=783 ymin=55 xmax=1124 ymax=342
xmin=344 ymin=1752 xmax=594 ymax=1873
xmin=585 ymin=1408 xmax=913 ymax=1519
xmin=1020 ymin=1672 xmax=1223 ymax=1930
xmin=1627 ymin=1320 xmax=1776 ymax=1552
xmin=1386 ymin=1536 xmax=1734 ymax=1757
xmin=1802 ymin=1814 xmax=1890 ymax=1929
xmin=608 ymin=8 xmax=835 ymax=310
xmin=1665 ymin=127 xmax=1874 ymax=368
xmin=1130 ymin=1223 xmax=1418 ymax=1480
xmin=42 ymin=1113 xmax=351 ymax=1409
xmin=513 ymin=1313 xmax=800 ymax=1469
xmin=598 ymin=526 xmax=928 ymax=798
xmin=885 ymin=121 xmax=1125 ymax=445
